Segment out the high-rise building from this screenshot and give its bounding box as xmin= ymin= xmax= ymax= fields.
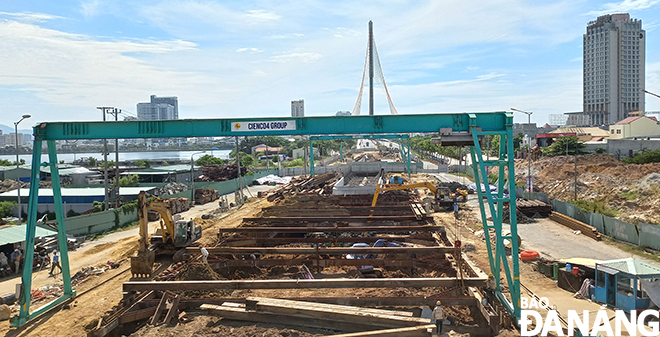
xmin=137 ymin=95 xmax=179 ymax=121
xmin=291 ymin=100 xmax=304 ymax=117
xmin=583 ymin=13 xmax=645 ymax=125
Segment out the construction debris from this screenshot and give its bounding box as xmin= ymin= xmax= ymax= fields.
xmin=488 ymin=207 xmax=535 ymax=224
xmin=266 ymin=172 xmax=340 ymax=202
xmin=194 ymin=188 xmax=219 ymax=205
xmin=197 ymin=163 xmax=248 ymax=182
xmin=153 ymin=182 xmax=188 ymax=197
xmin=516 ymin=199 xmax=553 ymax=217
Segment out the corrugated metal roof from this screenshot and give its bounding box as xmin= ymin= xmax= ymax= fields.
xmin=615 ymin=116 xmax=643 ymax=125
xmin=0 ymin=224 xmax=57 ymax=246
xmin=0 ymin=187 xmax=155 ymax=197
xmin=598 ymin=258 xmax=660 ymax=276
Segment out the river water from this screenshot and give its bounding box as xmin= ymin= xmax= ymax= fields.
xmin=0 ymin=150 xmax=231 ymax=165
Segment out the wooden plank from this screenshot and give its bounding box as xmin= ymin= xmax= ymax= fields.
xmin=163 ymin=295 xmax=180 ymax=326
xmin=188 ymin=246 xmax=454 ymax=255
xmin=245 ymin=297 xmax=413 ymax=317
xmin=119 ymin=306 xmax=158 ymax=324
xmin=150 ymin=293 xmax=170 ymax=325
xmin=124 ymin=277 xmax=487 ymax=292
xmin=143 ymin=296 xmax=479 ymax=308
xmin=219 ymin=226 xmax=445 ymax=234
xmin=330 ymin=324 xmax=435 ymax=337
xmin=201 ymin=304 xmax=396 ymax=333
xmin=252 ymin=302 xmax=430 ymax=328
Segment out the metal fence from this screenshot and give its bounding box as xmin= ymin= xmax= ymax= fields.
xmin=546 ymin=198 xmax=659 ymax=249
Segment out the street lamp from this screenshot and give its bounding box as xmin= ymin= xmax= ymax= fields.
xmin=190 ymin=151 xmax=206 ymax=204
xmin=641 ymin=89 xmax=660 ymax=100
xmin=511 ymin=108 xmax=533 ymax=199
xmin=14 ymin=114 xmax=31 ymax=222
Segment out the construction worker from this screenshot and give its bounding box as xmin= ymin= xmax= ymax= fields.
xmin=453 ymin=199 xmax=459 ymax=219
xmin=433 ymin=300 xmax=445 ymax=335
xmin=50 ymin=251 xmax=62 ymax=276
xmin=10 ymin=248 xmax=21 ymax=274
xmin=200 ymin=247 xmax=209 ymax=264
xmin=487 ymin=273 xmax=496 ymax=290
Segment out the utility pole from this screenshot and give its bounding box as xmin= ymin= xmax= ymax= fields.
xmin=368 ymin=20 xmax=374 ymax=116
xmin=574 ymin=143 xmax=578 ymax=201
xmin=235 ymin=136 xmax=244 ymax=203
xmin=107 ymin=108 xmax=121 ymax=207
xmin=97 ymin=107 xmax=113 ymax=211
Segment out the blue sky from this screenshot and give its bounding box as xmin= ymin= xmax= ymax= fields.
xmin=0 ymin=0 xmax=659 ymax=128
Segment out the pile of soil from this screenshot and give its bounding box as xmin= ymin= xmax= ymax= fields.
xmin=514 ymin=154 xmax=660 ymax=224
xmin=176 ymin=262 xmax=222 ymax=281
xmin=444 ymin=305 xmax=478 ymax=325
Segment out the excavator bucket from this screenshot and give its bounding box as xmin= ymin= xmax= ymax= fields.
xmin=130 ymin=250 xmax=155 ymax=278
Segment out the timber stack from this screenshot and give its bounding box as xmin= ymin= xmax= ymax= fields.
xmin=549 ymin=211 xmax=601 ymax=240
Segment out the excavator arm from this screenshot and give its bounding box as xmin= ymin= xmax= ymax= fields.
xmin=131 ymin=191 xmax=156 ymax=277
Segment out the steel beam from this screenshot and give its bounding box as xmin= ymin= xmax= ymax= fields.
xmin=219 ymin=225 xmax=445 ymax=234
xmin=221 ymin=235 xmax=435 ymax=246
xmin=123 ymin=277 xmax=486 ymax=292
xmin=33 ymin=112 xmax=510 ymax=141
xmin=188 ymin=246 xmax=453 ymax=255
xmin=242 ymin=215 xmax=428 ymax=223
xmin=209 ymin=259 xmax=435 ymax=268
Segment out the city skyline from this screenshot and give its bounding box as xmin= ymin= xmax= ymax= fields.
xmin=0 ymin=0 xmax=659 ymax=127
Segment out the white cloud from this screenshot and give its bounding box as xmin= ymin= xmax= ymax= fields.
xmin=267 ymin=33 xmax=304 ymax=39
xmin=0 ymin=20 xmax=203 ymax=113
xmin=586 ymin=0 xmax=659 ymax=16
xmin=270 ymin=52 xmax=322 ymax=63
xmin=139 ymin=1 xmax=282 ymax=39
xmin=0 ymin=11 xmax=63 ymax=22
xmin=244 ymin=10 xmax=280 ymax=22
xmin=80 ymin=0 xmax=101 ymax=18
xmin=236 ymin=47 xmax=262 ymax=53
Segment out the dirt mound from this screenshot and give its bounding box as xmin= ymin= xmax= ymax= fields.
xmin=176 ymin=262 xmax=222 ymax=281
xmin=638 ymin=173 xmax=660 ymax=190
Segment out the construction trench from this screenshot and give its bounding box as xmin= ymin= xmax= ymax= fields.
xmin=88 ymin=173 xmax=506 ymax=337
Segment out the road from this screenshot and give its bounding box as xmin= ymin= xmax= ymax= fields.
xmin=0 ymin=184 xmax=277 ymax=296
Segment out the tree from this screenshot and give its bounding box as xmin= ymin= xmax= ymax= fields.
xmin=0 ymin=159 xmax=12 ymax=166
xmin=542 ymin=136 xmax=586 ymax=156
xmin=118 ymin=174 xmax=140 ymax=187
xmin=103 ymin=160 xmax=116 ymax=168
xmin=513 ymin=132 xmax=523 ymax=151
xmin=195 ymin=154 xmax=225 ymax=166
xmin=135 ymin=160 xmax=151 ymax=168
xmin=238 ymin=136 xmax=291 ymax=154
xmin=241 ymin=154 xmax=255 ymax=167
xmin=624 ymin=148 xmax=660 ymax=164
xmin=0 ymin=201 xmax=17 ymax=218
xmin=88 ymin=157 xmax=98 ymax=167
xmin=595 ymin=147 xmax=606 ymax=154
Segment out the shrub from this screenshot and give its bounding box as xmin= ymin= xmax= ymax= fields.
xmin=0 ymin=201 xmax=17 ymax=218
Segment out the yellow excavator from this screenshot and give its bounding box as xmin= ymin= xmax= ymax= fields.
xmin=130 ymin=191 xmax=202 ymax=277
xmin=371 ymin=181 xmax=468 ymax=209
